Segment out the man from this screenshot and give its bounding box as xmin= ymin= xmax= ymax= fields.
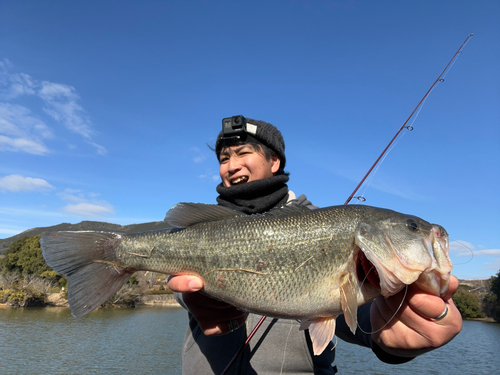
xmin=168 ymin=116 xmax=462 ymax=374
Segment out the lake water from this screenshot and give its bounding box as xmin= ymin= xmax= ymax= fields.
xmin=1 ymin=306 xmax=499 ymax=374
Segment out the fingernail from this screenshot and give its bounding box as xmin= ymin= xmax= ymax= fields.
xmin=188 ymin=279 xmax=202 ymax=291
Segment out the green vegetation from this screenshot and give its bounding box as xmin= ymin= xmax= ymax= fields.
xmin=0 ymin=235 xmax=173 ymax=309
xmin=0 ymin=236 xmax=57 ymax=307
xmin=487 ymin=271 xmax=500 ymax=322
xmin=1 ymin=236 xmax=51 ymax=276
xmin=453 ymin=286 xmax=483 ymax=319
xmin=453 ymin=270 xmax=500 ymax=322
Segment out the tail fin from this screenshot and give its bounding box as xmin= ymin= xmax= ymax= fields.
xmin=41 ymin=231 xmax=133 ymax=317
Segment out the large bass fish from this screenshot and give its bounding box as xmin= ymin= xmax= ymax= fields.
xmin=41 ymin=203 xmax=452 ymax=355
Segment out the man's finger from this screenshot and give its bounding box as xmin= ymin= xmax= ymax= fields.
xmin=167 ymin=275 xmax=203 ymax=292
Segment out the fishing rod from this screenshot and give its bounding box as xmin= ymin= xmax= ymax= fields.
xmin=221 ymin=33 xmax=473 ymax=375
xmin=344 ymin=33 xmax=473 ymax=205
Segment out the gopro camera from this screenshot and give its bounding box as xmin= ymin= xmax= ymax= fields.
xmin=222 ymin=115 xmax=248 ymax=137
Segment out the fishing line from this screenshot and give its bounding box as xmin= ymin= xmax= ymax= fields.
xmin=449 ymin=240 xmax=474 ymax=265
xmin=279 ymin=324 xmax=295 ymax=375
xmin=440 ymin=35 xmax=472 ymax=81
xmin=356 ymin=284 xmax=409 ymax=335
xmin=354 ymin=128 xmax=410 ymax=204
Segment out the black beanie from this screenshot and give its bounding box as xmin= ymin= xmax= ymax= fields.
xmin=215 ymin=118 xmax=286 ymax=171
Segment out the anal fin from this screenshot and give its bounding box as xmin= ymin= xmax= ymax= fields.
xmin=300 ymin=317 xmax=336 ymax=355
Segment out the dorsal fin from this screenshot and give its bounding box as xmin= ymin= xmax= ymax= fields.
xmin=164 ymin=203 xmax=244 ymax=228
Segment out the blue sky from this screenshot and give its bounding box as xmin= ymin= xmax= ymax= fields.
xmin=1 ymin=1 xmax=498 ymax=280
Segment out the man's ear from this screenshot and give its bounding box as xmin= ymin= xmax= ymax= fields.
xmin=271 ymin=155 xmax=280 ymax=174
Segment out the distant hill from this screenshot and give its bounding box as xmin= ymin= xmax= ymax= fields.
xmin=0 ymin=220 xmax=173 ymax=254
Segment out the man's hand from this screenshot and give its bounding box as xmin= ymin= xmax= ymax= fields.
xmin=167 ymin=275 xmax=248 ymax=335
xmin=371 ymin=274 xmax=462 ymax=357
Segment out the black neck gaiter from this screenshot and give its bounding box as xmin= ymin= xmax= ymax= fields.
xmin=216 ymin=175 xmax=289 ymax=214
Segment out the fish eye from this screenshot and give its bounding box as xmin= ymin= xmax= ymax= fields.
xmin=406 ymin=219 xmax=419 ymax=232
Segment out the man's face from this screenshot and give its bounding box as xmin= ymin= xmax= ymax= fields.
xmin=219 ymin=144 xmax=280 ymax=187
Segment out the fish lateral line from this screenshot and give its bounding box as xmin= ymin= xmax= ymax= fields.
xmin=91 ymin=259 xmax=133 ymax=274
xmin=91 ymin=259 xmax=123 ymax=267
xmin=126 ymin=243 xmax=157 ymax=258
xmin=127 ymin=251 xmax=150 ymax=258
xmin=204 ymin=268 xmax=268 ymax=277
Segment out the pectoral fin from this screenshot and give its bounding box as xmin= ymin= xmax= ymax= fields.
xmin=300 ymin=317 xmax=336 ymax=355
xmin=340 ymin=272 xmax=359 ymax=335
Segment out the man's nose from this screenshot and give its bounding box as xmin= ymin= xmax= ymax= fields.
xmin=227 ymin=156 xmax=241 ymax=173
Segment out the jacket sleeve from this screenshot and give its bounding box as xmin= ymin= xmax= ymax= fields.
xmin=286 ymin=193 xmax=319 ymax=210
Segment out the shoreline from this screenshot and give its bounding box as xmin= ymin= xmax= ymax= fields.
xmin=0 ymin=293 xmax=182 ymax=309
xmin=1 ymin=297 xmax=497 ymax=323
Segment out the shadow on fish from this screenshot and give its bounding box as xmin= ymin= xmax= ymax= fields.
xmin=40 ymin=203 xmax=452 ymax=355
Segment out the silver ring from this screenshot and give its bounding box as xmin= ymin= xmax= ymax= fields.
xmin=434 ymin=305 xmax=448 ymax=321
xmin=228 ymin=320 xmax=240 ymax=332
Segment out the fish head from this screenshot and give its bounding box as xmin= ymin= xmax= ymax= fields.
xmin=355 ymin=211 xmax=452 ymax=298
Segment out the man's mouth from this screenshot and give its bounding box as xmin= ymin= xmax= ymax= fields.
xmin=231 ymin=176 xmax=248 ymax=185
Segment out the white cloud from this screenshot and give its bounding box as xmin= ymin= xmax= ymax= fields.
xmin=191 ymin=147 xmax=207 ymax=163
xmin=0 ymin=135 xmax=49 ymax=155
xmin=57 ymin=188 xmax=114 ymax=218
xmin=0 ymin=174 xmax=54 ymax=192
xmin=57 ymin=188 xmax=87 ymax=203
xmin=450 ymin=240 xmax=474 ymax=256
xmin=0 ymin=103 xmax=52 ymax=155
xmin=194 ymin=156 xmax=206 ymax=163
xmin=450 ymin=240 xmax=500 ymax=257
xmin=62 ymin=201 xmax=115 ymax=217
xmin=473 ymin=249 xmax=500 ymax=257
xmin=198 ymin=167 xmax=220 ymax=182
xmin=6 ymin=73 xmax=36 ymax=99
xmin=39 ymin=81 xmax=94 ymax=139
xmin=483 ymin=258 xmax=500 ymax=275
xmin=0 ymin=61 xmax=106 ymax=155
xmin=86 ymin=140 xmax=107 ymax=156
xmin=0 ymin=60 xmax=35 ymax=99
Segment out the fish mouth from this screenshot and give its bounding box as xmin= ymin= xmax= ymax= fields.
xmin=355 ymin=224 xmax=452 ymax=298
xmin=356 ymin=246 xmax=380 ymax=288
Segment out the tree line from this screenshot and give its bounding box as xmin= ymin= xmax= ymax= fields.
xmin=0 ymin=235 xmax=165 ymax=308
xmin=1 ymin=235 xmax=499 ymax=321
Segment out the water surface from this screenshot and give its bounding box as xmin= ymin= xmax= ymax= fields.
xmin=335 ymin=319 xmax=500 ymax=374
xmin=0 ymin=306 xmax=186 ymax=374
xmin=1 ymin=307 xmax=499 ymax=374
